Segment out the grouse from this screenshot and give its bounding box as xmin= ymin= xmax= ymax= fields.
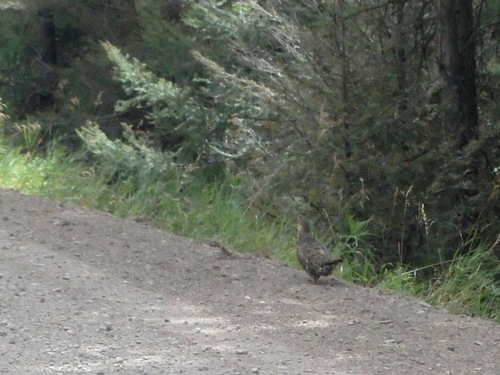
xmin=297 ymin=215 xmax=342 ymax=284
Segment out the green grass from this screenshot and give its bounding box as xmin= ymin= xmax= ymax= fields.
xmin=0 ymin=130 xmax=295 ymax=260
xmin=0 ymin=130 xmax=499 ymax=324
xmin=426 ymin=239 xmax=500 ymax=321
xmin=376 ymin=243 xmax=500 ymax=323
xmin=0 ymin=144 xmax=58 ymax=193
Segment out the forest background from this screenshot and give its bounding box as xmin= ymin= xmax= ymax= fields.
xmin=0 ymin=0 xmax=499 ymax=322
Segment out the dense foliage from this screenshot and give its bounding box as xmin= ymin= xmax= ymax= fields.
xmin=0 ymin=0 xmax=499 ymax=319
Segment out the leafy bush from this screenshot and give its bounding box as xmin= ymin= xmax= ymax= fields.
xmin=101 ymin=41 xmax=267 ymax=180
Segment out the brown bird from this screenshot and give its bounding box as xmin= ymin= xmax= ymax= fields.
xmin=297 ymin=215 xmax=342 ymax=284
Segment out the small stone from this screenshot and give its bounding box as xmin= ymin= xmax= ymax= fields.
xmin=235 ymin=349 xmax=248 ymax=355
xmin=418 ymin=301 xmax=431 ymax=308
xmin=252 ymin=368 xmax=259 ymax=374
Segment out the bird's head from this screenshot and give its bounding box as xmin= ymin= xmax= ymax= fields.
xmin=298 ymin=214 xmax=312 ymax=235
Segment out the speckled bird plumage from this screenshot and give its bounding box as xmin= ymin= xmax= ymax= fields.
xmin=297 ymin=216 xmax=342 ymax=284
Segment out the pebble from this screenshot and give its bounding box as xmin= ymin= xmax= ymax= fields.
xmin=419 ymin=301 xmax=432 ymax=308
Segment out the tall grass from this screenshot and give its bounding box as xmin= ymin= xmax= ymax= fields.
xmin=376 ymin=236 xmax=500 ymax=323
xmin=426 ymin=236 xmax=500 ymax=321
xmin=0 ymin=123 xmax=294 ymax=259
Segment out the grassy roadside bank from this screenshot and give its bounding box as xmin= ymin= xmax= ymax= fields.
xmin=1 ymin=133 xmax=499 ymax=324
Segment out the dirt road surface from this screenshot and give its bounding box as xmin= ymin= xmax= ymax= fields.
xmin=0 ymin=188 xmax=499 ymax=374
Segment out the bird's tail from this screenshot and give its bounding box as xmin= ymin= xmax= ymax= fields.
xmin=327 ymin=258 xmax=342 ymax=266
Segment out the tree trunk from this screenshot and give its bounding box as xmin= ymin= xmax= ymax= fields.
xmin=336 ymin=0 xmax=349 ymax=105
xmin=394 ymin=0 xmax=408 ymax=113
xmin=436 ymin=0 xmax=479 ymax=147
xmin=336 ymin=0 xmax=352 ymax=158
